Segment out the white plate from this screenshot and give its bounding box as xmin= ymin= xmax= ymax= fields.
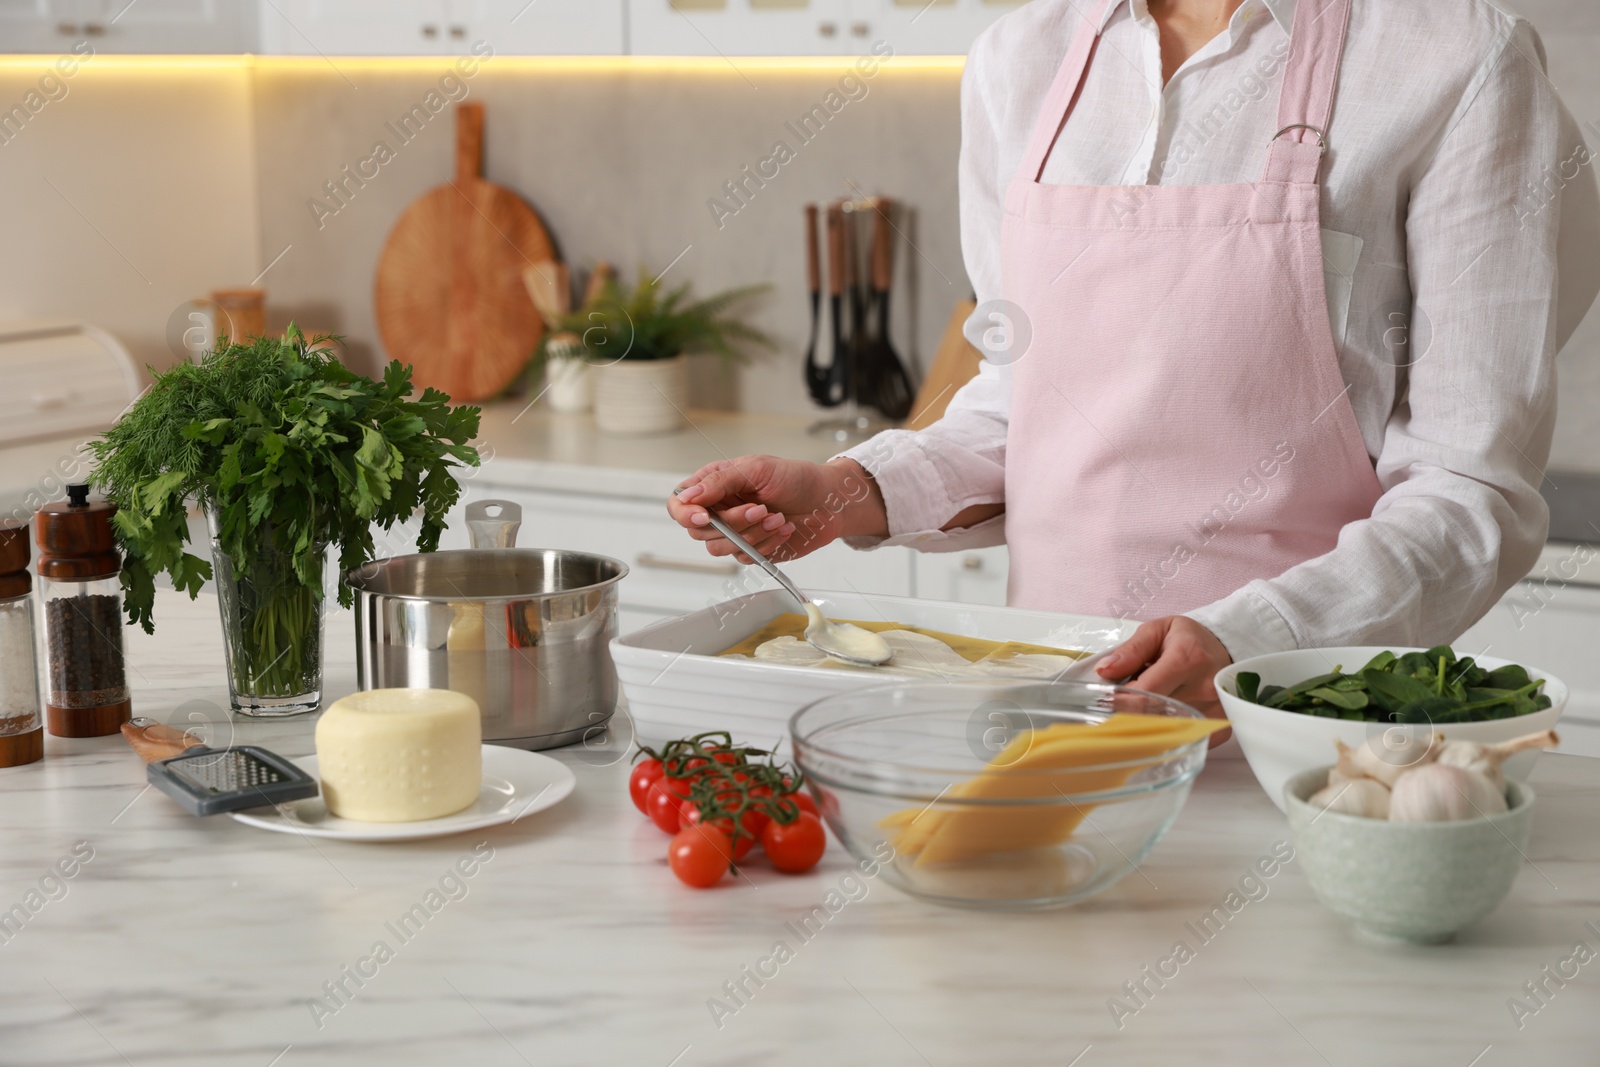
xmin=229 ymin=745 xmax=577 ymax=842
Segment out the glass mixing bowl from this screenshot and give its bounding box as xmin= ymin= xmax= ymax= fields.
xmin=790 ymin=680 xmax=1210 ymax=910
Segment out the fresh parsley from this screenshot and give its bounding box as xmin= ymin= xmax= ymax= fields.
xmin=90 ymin=327 xmax=482 ymax=637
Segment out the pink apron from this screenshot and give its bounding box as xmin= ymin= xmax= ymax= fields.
xmin=1003 ymin=0 xmax=1383 ymax=622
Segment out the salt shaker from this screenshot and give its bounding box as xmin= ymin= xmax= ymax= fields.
xmin=0 ymin=521 xmax=43 ymax=766
xmin=36 ymin=485 xmax=132 ymax=737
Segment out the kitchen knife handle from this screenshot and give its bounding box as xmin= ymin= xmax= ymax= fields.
xmin=804 ymin=204 xmax=820 ymax=296
xmin=871 ymin=198 xmax=896 ymax=293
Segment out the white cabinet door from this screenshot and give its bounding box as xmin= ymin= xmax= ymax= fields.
xmin=1457 ymin=574 xmax=1600 ymax=757
xmin=261 ymin=0 xmax=625 ymax=55
xmin=912 ymin=545 xmax=1009 ymax=605
xmin=458 ymin=0 xmax=624 ymax=54
xmin=1 ymin=0 xmax=254 ymax=52
xmin=262 ymin=0 xmax=453 ymax=55
xmin=848 ymin=0 xmax=1022 ymax=55
xmin=628 ymin=0 xmax=855 ymax=57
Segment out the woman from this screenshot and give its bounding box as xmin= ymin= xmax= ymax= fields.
xmin=668 ymin=0 xmax=1600 ymax=714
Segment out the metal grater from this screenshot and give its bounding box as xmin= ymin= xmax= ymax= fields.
xmin=147 ymin=746 xmax=319 ymax=816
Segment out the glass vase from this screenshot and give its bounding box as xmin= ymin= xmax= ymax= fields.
xmin=207 ymin=506 xmax=327 ymax=717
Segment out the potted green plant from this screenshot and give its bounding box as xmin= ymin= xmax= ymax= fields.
xmin=534 ymin=270 xmax=773 ymax=435
xmin=89 ymin=327 xmax=481 ymax=716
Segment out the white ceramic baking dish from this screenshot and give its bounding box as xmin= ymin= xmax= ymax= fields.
xmin=611 ymin=589 xmax=1136 ymax=751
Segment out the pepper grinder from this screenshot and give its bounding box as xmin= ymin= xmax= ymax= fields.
xmin=36 ymin=485 xmax=132 ymax=737
xmin=0 ymin=521 xmax=43 ymax=766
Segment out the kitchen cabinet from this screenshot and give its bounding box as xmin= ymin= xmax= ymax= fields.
xmin=257 ymin=0 xmax=625 ymax=56
xmin=853 ymin=0 xmax=1028 ymax=55
xmin=0 ymin=0 xmax=256 ymax=53
xmin=627 ymin=0 xmax=1023 ymax=56
xmin=1457 ymin=540 xmax=1600 ymax=758
xmin=913 ymin=544 xmax=1009 ymax=606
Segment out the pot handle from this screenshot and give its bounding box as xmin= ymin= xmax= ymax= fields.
xmin=465 ymin=499 xmax=522 ymax=550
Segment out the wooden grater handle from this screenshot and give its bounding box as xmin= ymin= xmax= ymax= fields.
xmin=121 ymin=717 xmax=205 ymax=764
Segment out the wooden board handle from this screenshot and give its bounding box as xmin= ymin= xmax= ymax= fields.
xmin=825 ymin=205 xmax=844 ymax=298
xmin=455 ymin=101 xmax=485 ymax=184
xmin=871 ymin=198 xmax=896 ymax=292
xmin=804 ymin=204 xmax=820 ymax=296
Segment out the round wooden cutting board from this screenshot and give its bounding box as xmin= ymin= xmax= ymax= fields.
xmin=375 ymin=102 xmax=554 ymax=402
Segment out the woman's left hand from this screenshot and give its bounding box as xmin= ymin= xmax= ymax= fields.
xmin=1097 ymin=616 xmax=1232 ymax=719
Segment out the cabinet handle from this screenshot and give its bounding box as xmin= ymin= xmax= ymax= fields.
xmin=636 ymin=553 xmax=740 ymax=577
xmin=83 ymin=21 xmax=106 ymax=36
xmin=449 ymin=24 xmax=466 ymax=38
xmin=421 ymin=23 xmax=439 ymax=38
xmin=56 ymin=20 xmax=77 ymax=35
xmin=962 ymin=555 xmax=983 ymax=572
xmin=851 ymin=21 xmax=870 ymax=37
xmin=818 ymin=21 xmax=837 ymax=37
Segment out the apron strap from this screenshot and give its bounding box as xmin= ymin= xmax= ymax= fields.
xmin=1017 ymin=0 xmax=1119 ymax=183
xmin=1263 ymin=0 xmax=1355 ymax=184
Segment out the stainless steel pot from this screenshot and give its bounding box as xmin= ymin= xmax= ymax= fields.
xmin=348 ymin=500 xmax=629 ymax=750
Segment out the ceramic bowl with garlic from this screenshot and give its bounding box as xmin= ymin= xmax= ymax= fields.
xmin=1284 ymin=731 xmax=1552 ymax=943
xmin=1216 ymin=647 xmax=1566 ymax=812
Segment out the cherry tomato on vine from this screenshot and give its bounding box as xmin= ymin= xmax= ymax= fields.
xmin=682 ymin=802 xmax=757 ymax=860
xmin=762 ymin=812 xmax=827 ymax=873
xmin=789 ymin=792 xmax=819 ymax=818
xmin=669 ymin=824 xmax=733 ymax=888
xmin=681 ymin=806 xmax=755 ymax=863
xmin=647 ymin=781 xmax=686 ymax=834
xmin=629 ymin=758 xmax=665 ymax=814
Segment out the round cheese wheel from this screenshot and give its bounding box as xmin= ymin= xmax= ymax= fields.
xmin=315 ymin=689 xmax=483 ymax=823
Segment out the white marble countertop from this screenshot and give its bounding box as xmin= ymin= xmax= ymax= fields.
xmin=2 ymin=589 xmax=1599 ymax=1067
xmin=467 ymin=404 xmax=864 ymax=500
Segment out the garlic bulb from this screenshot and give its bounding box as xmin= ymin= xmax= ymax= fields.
xmin=1346 ymin=729 xmax=1443 ymax=787
xmin=1435 ymin=729 xmax=1559 ymax=790
xmin=1328 ymin=740 xmax=1367 ymax=786
xmin=1388 ymin=763 xmax=1507 ymax=823
xmin=1310 ymin=775 xmax=1391 ymax=819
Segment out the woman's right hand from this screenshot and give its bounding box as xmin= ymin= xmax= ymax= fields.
xmin=667 ymin=456 xmax=887 ymax=563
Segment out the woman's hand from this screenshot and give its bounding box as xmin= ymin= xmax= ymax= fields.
xmin=667 ymin=456 xmax=887 ymax=564
xmin=1098 ymin=616 xmax=1233 ymax=721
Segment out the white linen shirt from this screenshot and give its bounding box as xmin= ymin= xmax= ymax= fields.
xmin=842 ymin=0 xmax=1600 ymax=660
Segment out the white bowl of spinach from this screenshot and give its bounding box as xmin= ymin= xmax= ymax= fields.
xmin=1216 ymin=647 xmax=1565 ymax=813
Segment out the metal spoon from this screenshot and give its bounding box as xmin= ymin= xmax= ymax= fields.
xmin=675 ymin=490 xmax=891 ymax=667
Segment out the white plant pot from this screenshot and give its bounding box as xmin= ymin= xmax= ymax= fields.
xmin=545 ymin=358 xmax=593 ymax=414
xmin=593 ymin=356 xmax=689 ymax=436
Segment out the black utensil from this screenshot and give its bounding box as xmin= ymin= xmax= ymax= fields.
xmin=821 ymin=203 xmax=849 ymax=407
xmin=802 ymin=203 xmax=832 ymax=405
xmin=862 ymin=198 xmax=916 ymax=420
xmin=842 ymin=202 xmax=872 ymax=407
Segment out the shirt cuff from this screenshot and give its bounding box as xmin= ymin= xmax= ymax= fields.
xmin=836 ymin=430 xmax=959 ymax=536
xmin=1185 ymin=585 xmax=1300 ymax=662
xmin=834 ymin=431 xmax=1006 ymax=552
